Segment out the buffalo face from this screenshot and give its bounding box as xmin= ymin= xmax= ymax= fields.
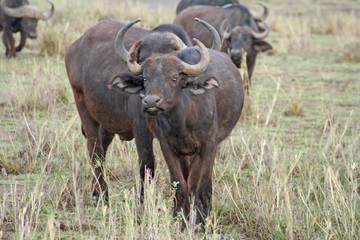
xmin=21 ymin=18 xmax=39 ymax=39
xmin=220 ymin=20 xmax=272 ymax=68
xmin=110 ymin=39 xmax=219 ymax=116
xmin=224 ymin=26 xmax=272 ymax=67
xmin=141 ymin=58 xmax=185 ymax=115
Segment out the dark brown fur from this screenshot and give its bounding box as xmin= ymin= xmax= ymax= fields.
xmin=112 ymin=47 xmax=244 ymax=226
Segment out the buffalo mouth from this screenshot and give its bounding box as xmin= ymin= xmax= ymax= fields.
xmin=144 ymin=106 xmax=164 ymax=116
xmin=28 ymin=32 xmax=38 ymax=39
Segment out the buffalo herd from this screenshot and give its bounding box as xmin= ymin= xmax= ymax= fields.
xmin=2 ymin=0 xmax=273 ymax=230
xmin=67 ymin=0 xmax=272 ymax=229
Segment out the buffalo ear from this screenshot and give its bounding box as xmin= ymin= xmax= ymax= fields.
xmin=253 ymin=40 xmax=273 ymax=53
xmin=108 ymin=73 xmax=144 ymax=94
xmin=188 ymin=77 xmax=219 ymax=95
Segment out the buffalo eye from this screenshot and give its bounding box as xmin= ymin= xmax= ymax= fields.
xmin=143 ymin=78 xmax=147 ymax=81
xmin=245 ymin=38 xmax=251 ymax=43
xmin=172 ymin=77 xmax=177 ymax=82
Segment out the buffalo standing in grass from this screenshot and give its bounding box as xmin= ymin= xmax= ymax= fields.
xmin=65 ymin=19 xmax=221 ymax=203
xmin=174 ymin=3 xmax=272 ymax=81
xmin=110 ymin=31 xmax=244 ymax=226
xmin=0 ymin=0 xmax=54 ymax=57
xmin=66 ymin=18 xmax=243 ymax=226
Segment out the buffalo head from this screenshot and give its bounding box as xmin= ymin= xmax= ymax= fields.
xmin=220 ymin=19 xmax=272 ymax=67
xmin=110 ymin=38 xmax=218 ymax=116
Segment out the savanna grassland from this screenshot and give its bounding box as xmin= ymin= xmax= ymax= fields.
xmin=0 ymin=0 xmax=359 ymax=239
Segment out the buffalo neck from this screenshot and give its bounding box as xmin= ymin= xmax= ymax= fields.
xmin=157 ymin=92 xmax=189 ymax=136
xmin=155 ymin=92 xmax=198 ymax=156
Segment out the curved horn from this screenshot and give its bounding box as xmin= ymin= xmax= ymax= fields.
xmin=0 ymin=0 xmax=37 ymax=18
xmin=127 ymin=40 xmax=143 ymax=75
xmin=40 ymin=1 xmax=54 ymax=20
xmin=182 ymin=38 xmax=210 ymax=76
xmin=219 ymin=19 xmax=231 ymax=39
xmin=1 ymin=0 xmax=52 ymax=19
xmin=222 ymin=4 xmax=233 ymax=9
xmin=255 ymin=2 xmax=268 ymax=21
xmin=115 ymin=19 xmax=142 ymax=62
xmin=195 ymin=18 xmax=221 ymax=51
xmin=250 ymin=2 xmax=268 ymax=21
xmin=115 ymin=19 xmax=141 ymax=62
xmin=251 ymin=21 xmax=270 ymax=39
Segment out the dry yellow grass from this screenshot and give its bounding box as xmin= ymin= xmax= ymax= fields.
xmin=0 ymin=0 xmax=359 ymax=239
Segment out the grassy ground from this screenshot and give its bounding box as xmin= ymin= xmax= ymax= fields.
xmin=0 ymin=0 xmax=359 ymax=239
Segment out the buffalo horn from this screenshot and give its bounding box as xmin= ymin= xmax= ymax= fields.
xmin=0 ymin=0 xmax=54 ymax=20
xmin=181 ymin=38 xmax=210 ymax=76
xmin=251 ymin=21 xmax=270 ymax=39
xmin=41 ymin=1 xmax=54 ymax=20
xmin=219 ymin=19 xmax=231 ymax=39
xmin=251 ymin=2 xmax=268 ymax=21
xmin=115 ymin=19 xmax=142 ymax=62
xmin=126 ymin=40 xmax=143 ymax=75
xmin=195 ymin=18 xmax=221 ymax=51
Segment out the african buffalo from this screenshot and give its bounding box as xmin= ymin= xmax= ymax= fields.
xmin=174 ymin=3 xmax=272 ymax=81
xmin=176 ymin=0 xmax=239 ymax=14
xmin=110 ymin=32 xmax=244 ymax=226
xmin=65 ymin=19 xmax=221 ymax=203
xmin=0 ymin=0 xmax=54 ymax=57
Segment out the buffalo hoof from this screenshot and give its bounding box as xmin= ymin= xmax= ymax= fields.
xmin=92 ymin=188 xmax=109 ymax=205
xmin=5 ymin=52 xmax=16 ymax=58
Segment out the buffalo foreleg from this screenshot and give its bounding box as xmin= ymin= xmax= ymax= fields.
xmin=186 ymin=141 xmax=217 ymax=226
xmin=15 ymin=31 xmax=27 ymax=52
xmin=133 ymin=124 xmax=155 ymax=201
xmin=2 ymin=26 xmax=16 ymax=57
xmin=159 ymin=141 xmax=188 ymax=217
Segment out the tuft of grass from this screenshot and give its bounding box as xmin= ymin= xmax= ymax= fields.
xmin=39 ymin=22 xmax=73 ymax=57
xmin=340 ymin=41 xmax=360 ymax=63
xmin=8 ymin=59 xmax=69 ymax=112
xmin=283 ymin=90 xmax=304 ymax=117
xmin=271 ymin=14 xmax=311 ymax=53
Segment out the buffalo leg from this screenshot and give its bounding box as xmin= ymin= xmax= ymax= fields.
xmin=186 ymin=141 xmax=217 ymax=225
xmin=2 ymin=27 xmax=16 ymax=57
xmin=133 ymin=124 xmax=155 ymax=200
xmin=15 ymin=31 xmax=27 ymax=52
xmin=159 ymin=141 xmax=188 ymax=216
xmin=91 ymin=127 xmax=115 ymax=203
xmin=72 ymin=89 xmax=113 ymax=203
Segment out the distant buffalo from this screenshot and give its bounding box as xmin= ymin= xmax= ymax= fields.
xmin=0 ymin=0 xmax=54 ymax=57
xmin=174 ymin=3 xmax=272 ymax=82
xmin=176 ymin=0 xmax=239 ymax=14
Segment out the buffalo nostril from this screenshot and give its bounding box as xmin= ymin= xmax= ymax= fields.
xmin=143 ymin=95 xmax=161 ymax=105
xmin=230 ymin=49 xmax=241 ymax=55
